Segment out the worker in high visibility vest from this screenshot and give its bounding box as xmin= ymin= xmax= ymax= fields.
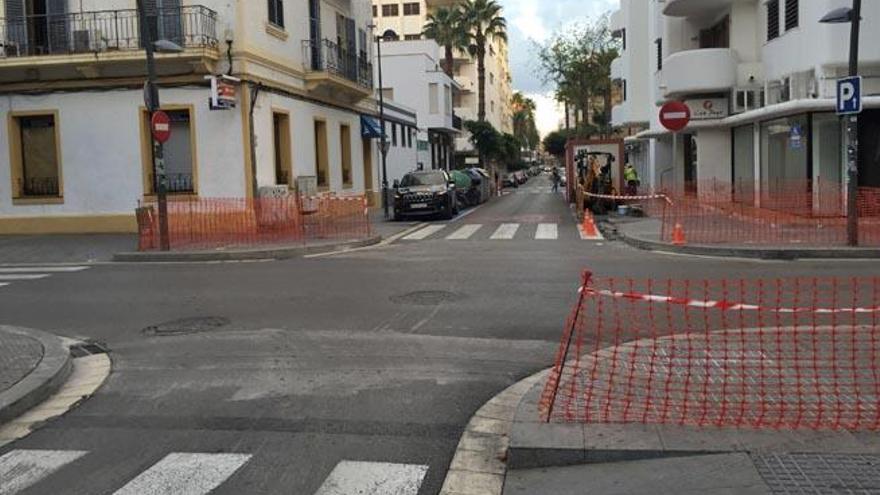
xmin=624 ymin=163 xmax=640 ymax=196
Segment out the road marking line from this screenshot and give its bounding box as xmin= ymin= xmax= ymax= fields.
xmin=113 ymin=453 xmax=252 ymax=495
xmin=402 ymin=225 xmax=446 ymax=241
xmin=490 ymin=223 xmax=520 ymax=240
xmin=314 ymin=461 xmax=428 ymax=495
xmin=0 ymin=449 xmax=88 ymax=495
xmin=0 ymin=274 xmax=50 ymax=281
xmin=0 ymin=283 xmax=8 ymax=288
xmin=535 ymin=223 xmax=558 ymax=240
xmin=446 ymin=224 xmax=482 ymax=240
xmin=0 ymin=266 xmax=88 ymax=273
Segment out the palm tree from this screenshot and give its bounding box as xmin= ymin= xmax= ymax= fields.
xmin=460 ymin=0 xmax=507 ymax=123
xmin=423 ymin=6 xmax=468 ymax=78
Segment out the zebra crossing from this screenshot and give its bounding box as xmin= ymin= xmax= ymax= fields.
xmin=0 ymin=266 xmax=89 ymax=290
xmin=401 ymin=222 xmax=583 ymax=242
xmin=0 ymin=449 xmax=429 ymax=495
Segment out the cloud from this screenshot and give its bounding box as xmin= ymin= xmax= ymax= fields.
xmin=526 ymin=92 xmax=563 ymax=137
xmin=500 ymin=0 xmax=619 ymax=120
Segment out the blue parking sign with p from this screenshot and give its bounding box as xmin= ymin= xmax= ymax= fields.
xmin=837 ymin=76 xmax=862 ymax=115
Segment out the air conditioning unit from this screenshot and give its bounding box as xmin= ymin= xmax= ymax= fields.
xmin=732 ymin=87 xmax=765 ymax=114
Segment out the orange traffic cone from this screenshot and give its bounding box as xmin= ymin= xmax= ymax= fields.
xmin=672 ymin=223 xmax=687 ymax=246
xmin=582 ymin=212 xmax=599 ymax=238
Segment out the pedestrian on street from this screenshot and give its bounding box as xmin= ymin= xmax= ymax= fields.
xmin=551 ymin=167 xmax=561 ymax=193
xmin=624 ymin=162 xmax=640 ymax=196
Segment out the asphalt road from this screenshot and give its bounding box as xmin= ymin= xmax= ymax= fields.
xmin=1 ymin=175 xmax=878 ymax=494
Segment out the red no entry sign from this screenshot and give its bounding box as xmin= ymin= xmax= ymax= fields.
xmin=659 ymin=101 xmax=691 ymax=132
xmin=151 ymin=111 xmax=172 ymax=144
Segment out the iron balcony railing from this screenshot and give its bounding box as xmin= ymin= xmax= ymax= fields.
xmin=302 ymin=38 xmax=373 ymax=91
xmin=0 ymin=6 xmax=217 ymax=58
xmin=16 ymin=177 xmax=60 ymax=198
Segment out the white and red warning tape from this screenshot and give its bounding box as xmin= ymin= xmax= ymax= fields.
xmin=579 ymin=286 xmax=880 ymax=314
xmin=584 ymin=191 xmax=674 ymax=205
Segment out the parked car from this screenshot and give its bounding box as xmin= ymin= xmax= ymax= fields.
xmin=514 ymin=171 xmax=528 ymax=185
xmin=502 ymin=173 xmax=519 ymax=188
xmin=393 ymin=170 xmax=458 ymax=221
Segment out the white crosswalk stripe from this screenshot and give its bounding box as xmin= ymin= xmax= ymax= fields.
xmin=0 ymin=449 xmax=88 ymax=495
xmin=446 ymin=224 xmax=482 ymax=240
xmin=0 ymin=266 xmax=89 ymax=273
xmin=403 ymin=225 xmax=446 ymax=240
xmin=315 ymin=461 xmax=428 ymax=495
xmin=0 ymin=266 xmax=90 ymax=290
xmin=0 ymin=274 xmax=50 ymax=281
xmin=490 ymin=223 xmax=520 ymax=240
xmin=535 ymin=223 xmax=558 ymax=240
xmin=0 ymin=449 xmax=429 ymax=495
xmin=113 ymin=453 xmax=252 ymax=495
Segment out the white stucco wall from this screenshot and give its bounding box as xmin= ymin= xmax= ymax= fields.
xmin=0 ymin=86 xmax=246 ymax=218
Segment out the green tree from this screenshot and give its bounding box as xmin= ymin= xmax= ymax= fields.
xmin=460 ymin=0 xmax=507 ymax=122
xmin=537 ymin=15 xmax=619 ymax=137
xmin=464 ymin=120 xmax=501 ymax=162
xmin=512 ymin=92 xmax=539 ymax=152
xmin=542 ymin=129 xmax=572 ymax=159
xmin=423 ymin=6 xmax=469 ymax=78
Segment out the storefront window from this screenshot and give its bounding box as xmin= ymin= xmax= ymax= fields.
xmin=733 ymin=124 xmax=755 ymax=203
xmin=812 ymin=112 xmax=845 ymax=215
xmin=760 ymin=114 xmax=808 ymax=188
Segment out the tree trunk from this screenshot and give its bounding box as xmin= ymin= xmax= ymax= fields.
xmin=564 ymin=101 xmax=570 ymax=131
xmin=477 ymin=36 xmax=487 ymax=122
xmin=444 ymin=44 xmax=454 ymax=78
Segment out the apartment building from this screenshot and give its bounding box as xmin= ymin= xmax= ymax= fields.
xmin=614 ymin=0 xmax=880 ymax=208
xmin=371 ymin=0 xmax=513 ymax=154
xmin=0 ymin=0 xmax=381 ymax=234
xmin=378 ymin=39 xmax=460 ymax=175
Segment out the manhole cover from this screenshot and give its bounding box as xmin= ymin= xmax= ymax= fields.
xmin=143 ymin=316 xmax=230 ymax=336
xmin=752 ymin=453 xmax=880 ymax=493
xmin=390 ymin=291 xmax=464 ymax=306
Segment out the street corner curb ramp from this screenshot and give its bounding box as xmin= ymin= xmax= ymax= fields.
xmin=540 ymin=271 xmax=880 ymax=431
xmin=0 ymin=326 xmax=72 ymax=424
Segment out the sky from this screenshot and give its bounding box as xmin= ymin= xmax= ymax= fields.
xmin=498 ymin=0 xmax=617 ymax=136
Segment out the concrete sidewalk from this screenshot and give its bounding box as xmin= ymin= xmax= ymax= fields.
xmin=0 ymin=235 xmax=136 ymax=264
xmin=606 ymin=217 xmax=880 ymax=260
xmin=0 ymin=326 xmax=71 ymax=424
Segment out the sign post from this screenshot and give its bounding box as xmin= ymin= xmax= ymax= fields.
xmin=838 ymin=75 xmax=863 ymax=246
xmin=660 ymin=101 xmax=691 ymax=191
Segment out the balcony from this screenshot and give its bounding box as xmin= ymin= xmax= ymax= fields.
xmin=0 ymin=6 xmax=218 ymax=83
xmin=610 ymin=57 xmax=623 ymax=82
xmin=663 ymin=0 xmax=747 ymax=18
xmin=663 ymin=48 xmax=737 ymax=99
xmin=302 ymin=39 xmax=373 ymax=103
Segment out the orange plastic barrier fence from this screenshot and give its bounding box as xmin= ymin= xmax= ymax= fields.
xmin=541 ymin=272 xmax=880 ymax=431
xmin=136 ymin=195 xmax=370 ymax=251
xmin=633 ymin=180 xmax=880 ymax=246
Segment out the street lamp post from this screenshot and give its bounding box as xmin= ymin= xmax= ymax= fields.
xmin=136 ymin=0 xmax=183 ymax=250
xmin=821 ymin=0 xmax=862 ymax=246
xmin=370 ymin=26 xmax=391 ymax=219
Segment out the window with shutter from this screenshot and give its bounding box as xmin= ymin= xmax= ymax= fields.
xmin=5 ymin=0 xmax=27 ymax=55
xmin=160 ymin=0 xmax=182 ymax=45
xmin=784 ymin=0 xmax=798 ymax=31
xmin=46 ymin=0 xmax=69 ymax=54
xmin=767 ymin=0 xmax=780 ymax=40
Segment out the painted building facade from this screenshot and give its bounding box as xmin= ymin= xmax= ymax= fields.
xmin=612 ymin=0 xmax=880 ymax=209
xmin=370 ymin=0 xmax=513 ymax=154
xmin=0 ymin=0 xmax=382 ymax=233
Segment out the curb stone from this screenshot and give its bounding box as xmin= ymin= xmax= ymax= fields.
xmin=606 ymin=220 xmax=880 ymax=260
xmin=0 ymin=326 xmax=72 ymax=425
xmin=112 ymin=235 xmax=382 ymax=262
xmin=439 ymin=369 xmax=550 ymax=495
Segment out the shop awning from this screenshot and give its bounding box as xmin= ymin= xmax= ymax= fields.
xmin=361 ymin=115 xmax=383 ymax=139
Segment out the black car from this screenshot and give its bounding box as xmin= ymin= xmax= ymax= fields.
xmin=393 ymin=170 xmax=458 ymax=221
